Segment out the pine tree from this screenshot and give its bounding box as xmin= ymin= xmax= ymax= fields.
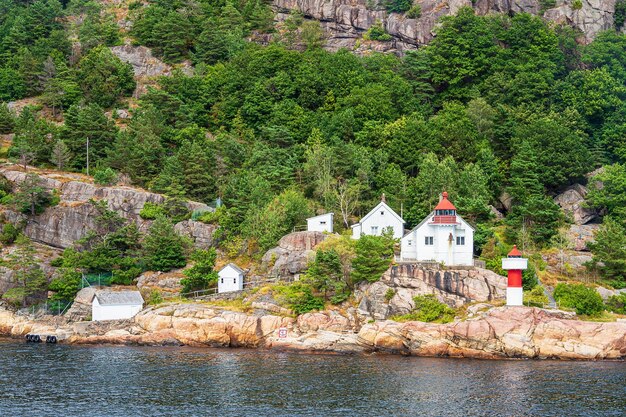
xmin=587 ymin=217 xmax=626 ymax=283
xmin=142 ymin=216 xmax=188 ymax=272
xmin=351 ymin=234 xmax=395 ymax=284
xmin=151 ymin=155 xmax=186 ymax=197
xmin=178 ymin=140 xmax=216 ymax=202
xmin=0 ymin=103 xmax=16 ymax=134
xmin=180 ymin=248 xmax=219 ymax=293
xmin=51 ymin=139 xmax=72 ymax=170
xmin=1 ymin=235 xmax=47 ymax=307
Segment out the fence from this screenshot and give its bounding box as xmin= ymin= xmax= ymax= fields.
xmin=81 ymin=272 xmax=113 ymax=288
xmin=162 ymin=275 xmax=295 ymax=302
xmin=26 ymin=300 xmax=72 ymax=316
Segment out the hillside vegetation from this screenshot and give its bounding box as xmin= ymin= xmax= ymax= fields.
xmin=1 ymin=1 xmax=626 ymax=314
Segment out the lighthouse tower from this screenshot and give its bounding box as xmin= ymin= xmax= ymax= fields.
xmin=501 ymin=245 xmax=528 ymax=306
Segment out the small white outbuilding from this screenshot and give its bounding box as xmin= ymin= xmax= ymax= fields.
xmin=92 ymin=290 xmax=144 ymax=322
xmin=306 ymin=213 xmax=334 ymax=233
xmin=218 ymin=263 xmax=244 ymax=294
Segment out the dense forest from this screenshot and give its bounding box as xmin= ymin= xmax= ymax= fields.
xmin=2 ymin=0 xmax=626 ymax=312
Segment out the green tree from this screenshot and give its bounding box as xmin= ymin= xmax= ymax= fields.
xmin=304 ymin=249 xmax=349 ymax=303
xmin=76 ymin=45 xmax=135 ymax=108
xmin=48 ymin=268 xmax=82 ymax=302
xmin=50 ymin=139 xmax=72 ymax=170
xmin=351 ymin=234 xmax=395 ymax=283
xmin=1 ymin=235 xmax=47 ymax=307
xmin=180 ymin=248 xmax=219 ymax=294
xmin=586 ymin=217 xmax=626 ymax=284
xmin=0 ymin=103 xmax=16 ymax=133
xmin=142 ymin=215 xmax=188 ymax=272
xmin=586 ymin=163 xmax=626 ymax=218
xmin=13 ymin=174 xmax=54 ymax=216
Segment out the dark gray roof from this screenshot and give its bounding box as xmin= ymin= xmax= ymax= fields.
xmin=220 ymin=263 xmax=244 ymax=274
xmin=95 ymin=291 xmax=144 ymax=306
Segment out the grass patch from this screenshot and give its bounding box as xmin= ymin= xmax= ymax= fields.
xmin=391 ymin=295 xmax=456 ymax=324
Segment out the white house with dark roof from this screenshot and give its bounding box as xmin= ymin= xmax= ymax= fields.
xmin=92 ymin=290 xmax=144 ymax=321
xmin=400 ymin=192 xmax=474 ymax=266
xmin=218 ymin=263 xmax=244 ymax=293
xmin=307 ymin=213 xmax=334 ymax=233
xmin=351 ymin=195 xmax=405 ymax=240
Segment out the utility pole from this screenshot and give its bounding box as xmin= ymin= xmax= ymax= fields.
xmin=86 ymin=136 xmax=90 ymax=176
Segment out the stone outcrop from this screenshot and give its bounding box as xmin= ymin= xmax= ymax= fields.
xmin=63 ymin=287 xmax=96 ymax=321
xmin=565 ymin=223 xmax=599 ymax=251
xmin=262 ymin=231 xmax=328 ymax=278
xmin=110 ymin=45 xmax=172 ymax=78
xmin=554 ymin=183 xmax=598 ymax=225
xmin=357 ymin=264 xmax=506 ymax=319
xmin=2 ymin=303 xmax=625 ymax=359
xmin=173 ymin=220 xmax=217 ymax=249
xmin=273 ymin=0 xmax=617 ymax=54
xmin=0 ymin=166 xmax=213 ymax=249
xmin=136 ymin=270 xmax=185 ymax=296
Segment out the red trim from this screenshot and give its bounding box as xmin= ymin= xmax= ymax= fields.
xmin=430 ymin=215 xmax=458 ymax=224
xmin=507 ymin=270 xmax=523 ymax=287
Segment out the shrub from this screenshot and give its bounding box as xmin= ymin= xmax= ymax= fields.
xmin=406 ymin=4 xmax=421 ymax=18
xmin=393 ymin=295 xmax=455 ymax=323
xmin=93 ymin=167 xmax=118 ymax=186
xmin=523 ymin=286 xmax=549 ymax=307
xmin=196 ymin=206 xmax=224 ymax=224
xmin=181 ymin=248 xmax=219 ymax=294
xmin=553 ymin=283 xmax=605 ymax=316
xmin=364 ymin=21 xmax=393 ymax=41
xmin=142 ymin=215 xmax=189 ymax=272
xmin=385 ymin=0 xmax=412 ymax=14
xmin=522 ymin=264 xmax=538 ymax=290
xmin=539 ymin=0 xmax=556 ymax=11
xmin=110 ymin=267 xmax=142 ymax=285
xmin=274 ymin=283 xmax=325 ymax=315
xmin=571 ymin=0 xmax=583 ymax=10
xmin=605 ymin=293 xmax=626 ymax=314
xmin=385 ymin=288 xmax=396 ymax=302
xmin=147 ymin=290 xmax=163 ymax=305
xmin=0 ymin=223 xmax=19 ymax=245
xmin=139 ymin=202 xmax=165 ymax=220
xmin=48 ymin=268 xmax=82 ymax=302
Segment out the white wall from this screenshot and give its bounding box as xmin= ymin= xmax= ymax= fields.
xmin=400 ymin=216 xmax=474 ymax=266
xmin=352 ymin=202 xmax=404 ymax=240
xmin=92 ymin=298 xmax=143 ymax=321
xmin=218 ymin=265 xmax=244 ymax=293
xmin=307 ymin=213 xmax=333 ymax=233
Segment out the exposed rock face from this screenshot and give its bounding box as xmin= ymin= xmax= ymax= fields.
xmin=357 ymin=264 xmax=507 ymax=319
xmin=0 ymin=166 xmax=213 ymax=249
xmin=3 ymin=304 xmax=625 ymax=359
xmin=136 ymin=270 xmax=184 ymax=296
xmin=64 ymin=287 xmax=96 ymax=321
xmin=566 ymin=223 xmax=599 ymax=251
xmin=554 ymin=184 xmax=598 ymax=225
xmin=173 ymin=220 xmax=217 ymax=248
xmin=262 ymin=231 xmax=328 ymax=278
xmin=273 ymin=0 xmax=616 ymax=53
xmin=110 ymin=45 xmax=172 ymax=78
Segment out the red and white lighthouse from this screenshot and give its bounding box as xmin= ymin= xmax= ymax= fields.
xmin=501 ymin=245 xmax=527 ymax=306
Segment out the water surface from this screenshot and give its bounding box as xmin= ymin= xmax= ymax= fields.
xmin=0 ymin=338 xmax=624 ymax=416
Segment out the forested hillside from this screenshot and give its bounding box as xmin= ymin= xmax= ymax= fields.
xmin=2 ymin=0 xmax=626 ymax=309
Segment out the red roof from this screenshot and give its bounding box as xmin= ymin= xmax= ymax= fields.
xmin=508 ymin=245 xmax=522 ymax=257
xmin=434 ymin=192 xmax=456 ymax=211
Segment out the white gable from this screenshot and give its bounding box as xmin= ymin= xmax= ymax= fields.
xmin=307 ymin=213 xmax=334 ymax=233
xmin=351 ymin=201 xmax=404 ymax=240
xmin=218 ymin=263 xmax=244 ymax=293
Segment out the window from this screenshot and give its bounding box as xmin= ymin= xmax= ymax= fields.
xmin=380 ymin=211 xmax=385 ymax=215
xmin=371 ymin=226 xmax=379 ymax=234
xmin=320 ymin=221 xmax=326 ymax=225
xmin=220 ymin=278 xmax=224 ymax=284
xmin=425 ymin=236 xmax=433 ymax=245
xmin=408 ymin=240 xmax=412 ymax=246
xmin=233 ymin=278 xmax=237 ymax=284
xmin=456 ymin=236 xmax=465 ymax=245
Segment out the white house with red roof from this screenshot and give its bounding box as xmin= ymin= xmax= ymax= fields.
xmin=351 ymin=195 xmax=405 ymax=240
xmin=400 ymin=192 xmax=474 ymax=266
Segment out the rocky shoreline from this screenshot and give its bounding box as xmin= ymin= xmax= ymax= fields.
xmin=2 ymin=304 xmax=625 ymax=360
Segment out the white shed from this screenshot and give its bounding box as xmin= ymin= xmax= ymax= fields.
xmin=307 ymin=213 xmax=334 ymax=233
xmin=218 ymin=263 xmax=244 ymax=293
xmin=351 ymin=197 xmax=405 ymax=240
xmin=92 ymin=291 xmax=144 ymax=322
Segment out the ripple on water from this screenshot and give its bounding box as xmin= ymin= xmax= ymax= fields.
xmin=0 ymin=338 xmax=625 ymax=417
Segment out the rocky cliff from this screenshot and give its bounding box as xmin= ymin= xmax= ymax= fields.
xmin=0 ymin=166 xmax=215 ymax=249
xmin=262 ymin=231 xmax=328 ymax=278
xmin=357 ymin=264 xmax=507 ymax=319
xmin=273 ymin=0 xmax=617 ymax=53
xmin=2 ymin=303 xmax=625 ymax=359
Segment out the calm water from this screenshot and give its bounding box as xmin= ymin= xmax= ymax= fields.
xmin=0 ymin=338 xmax=625 ymax=416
